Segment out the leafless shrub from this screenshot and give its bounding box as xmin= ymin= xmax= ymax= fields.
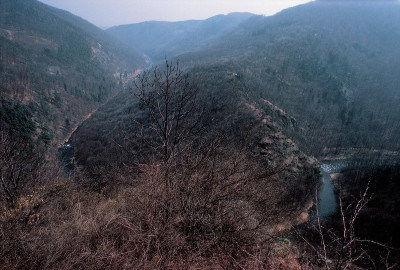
xmin=0 ymin=130 xmax=42 ymax=207
xmin=0 ymin=59 xmax=320 ymax=269
xmin=103 ymin=131 xmax=291 ymax=267
xmin=295 ymin=183 xmax=396 ymax=269
xmin=0 ymin=150 xmax=306 ymax=270
xmin=131 ymin=60 xmax=208 ymax=163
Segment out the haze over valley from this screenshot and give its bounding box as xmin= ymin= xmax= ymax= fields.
xmin=1 ymin=0 xmax=400 ymax=268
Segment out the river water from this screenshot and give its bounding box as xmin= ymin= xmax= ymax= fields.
xmin=318 ymin=160 xmax=347 ymax=218
xmin=58 ymin=143 xmax=75 ymax=175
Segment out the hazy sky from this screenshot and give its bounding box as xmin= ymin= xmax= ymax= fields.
xmin=38 ymin=0 xmax=315 ymax=28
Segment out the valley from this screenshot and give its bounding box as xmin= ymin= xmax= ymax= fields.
xmin=1 ymin=0 xmax=400 ymax=269
xmin=318 ymin=159 xmax=347 ymax=218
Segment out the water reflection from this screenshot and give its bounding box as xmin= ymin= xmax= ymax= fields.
xmin=318 ymin=160 xmax=347 ymax=218
xmin=58 ymin=143 xmax=75 ymax=175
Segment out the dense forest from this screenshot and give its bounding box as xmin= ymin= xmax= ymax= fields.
xmin=1 ymin=0 xmax=400 ymax=269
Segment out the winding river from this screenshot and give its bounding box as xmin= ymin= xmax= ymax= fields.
xmin=318 ymin=159 xmax=348 ymax=218
xmin=59 ymin=143 xmax=75 ymax=174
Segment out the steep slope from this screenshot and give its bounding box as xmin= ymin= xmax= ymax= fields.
xmin=107 ymin=12 xmax=254 ymax=62
xmin=0 ymin=0 xmax=149 ymax=153
xmin=176 ymin=1 xmax=400 ymax=157
xmin=69 ymin=62 xmax=318 ymax=219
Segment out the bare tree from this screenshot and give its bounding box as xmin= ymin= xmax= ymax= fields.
xmin=124 ymin=61 xmax=295 ymax=266
xmin=0 ymin=130 xmax=40 ymax=207
xmin=296 ymin=183 xmax=396 ymax=269
xmin=131 ymin=60 xmax=207 ymax=163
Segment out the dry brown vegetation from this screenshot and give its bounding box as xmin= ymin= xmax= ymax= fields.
xmin=0 ymin=156 xmax=302 ymax=269
xmin=1 ymin=62 xmax=397 ymax=269
xmin=1 ymin=162 xmax=397 ymax=269
xmin=0 ymin=62 xmax=315 ymax=269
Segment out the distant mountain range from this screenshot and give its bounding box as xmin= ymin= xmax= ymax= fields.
xmin=66 ymin=0 xmax=400 ymax=170
xmin=174 ymin=0 xmax=400 ymax=155
xmin=107 ymin=12 xmax=254 ymax=62
xmin=2 ymin=0 xmax=400 ymax=160
xmin=2 ymin=1 xmax=400 ymax=267
xmin=103 ymin=1 xmax=400 ymax=156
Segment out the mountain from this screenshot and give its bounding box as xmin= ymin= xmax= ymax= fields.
xmin=2 ymin=1 xmax=400 ymax=268
xmin=68 ymin=61 xmax=319 ymax=234
xmin=174 ymin=0 xmax=400 ymax=157
xmin=70 ymin=0 xmax=400 ymax=182
xmin=0 ymin=0 xmax=149 ymax=153
xmin=107 ymin=12 xmax=254 ymax=62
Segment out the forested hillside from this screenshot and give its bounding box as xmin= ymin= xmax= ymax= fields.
xmin=176 ymin=0 xmax=400 ymax=157
xmin=64 ymin=2 xmax=400 ymax=266
xmin=0 ymin=0 xmax=148 ymax=152
xmin=1 ymin=0 xmax=400 ymax=268
xmin=107 ymin=12 xmax=254 ymax=62
xmin=70 ymin=61 xmax=318 ymax=193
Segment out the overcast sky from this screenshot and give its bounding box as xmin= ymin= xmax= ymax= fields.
xmin=38 ymin=0 xmax=315 ymax=28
